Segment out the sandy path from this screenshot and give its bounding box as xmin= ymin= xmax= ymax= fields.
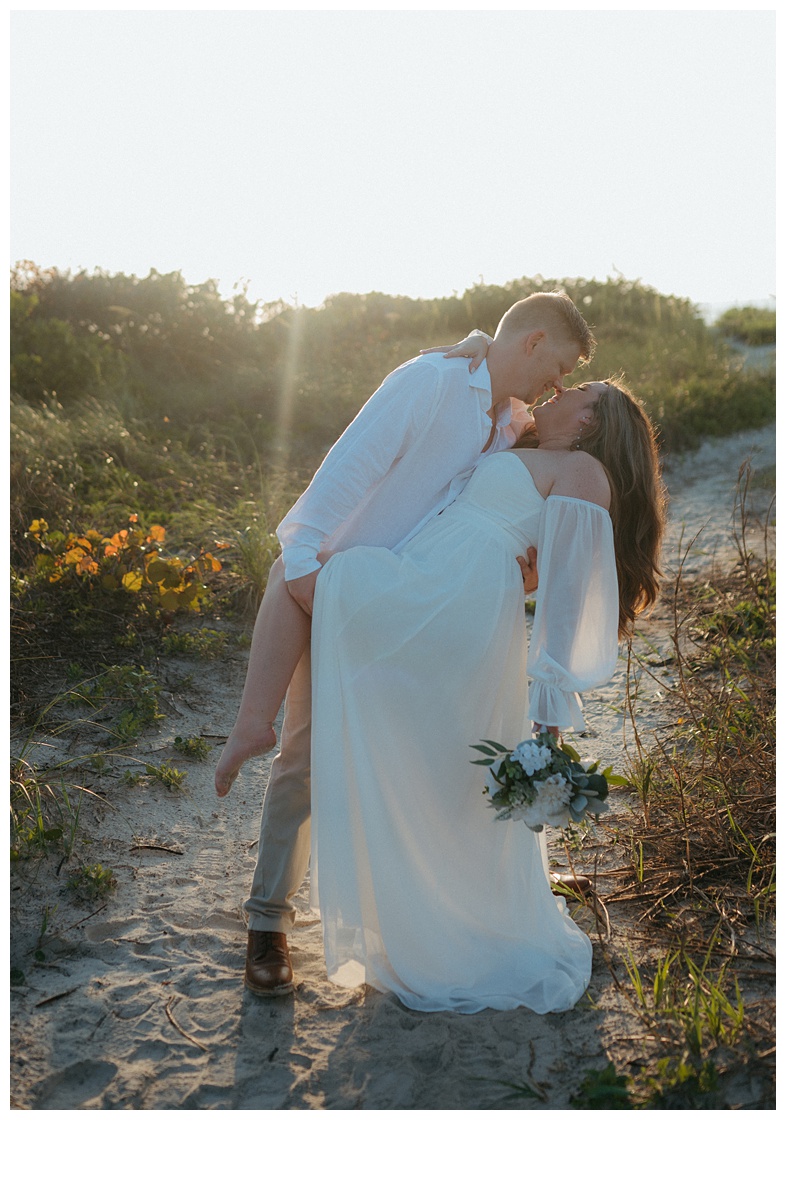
xmin=9 ymin=424 xmax=775 ymax=1110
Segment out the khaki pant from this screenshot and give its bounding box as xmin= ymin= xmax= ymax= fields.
xmin=243 ymin=647 xmax=313 ymax=933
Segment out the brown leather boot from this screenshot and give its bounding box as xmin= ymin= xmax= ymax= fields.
xmin=245 ymin=931 xmax=295 ymax=996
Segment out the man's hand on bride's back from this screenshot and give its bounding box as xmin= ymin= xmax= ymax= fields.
xmin=286 ymin=569 xmax=319 ymax=616
xmin=419 ymin=331 xmax=492 ymax=374
xmin=517 ymin=547 xmax=538 ymax=594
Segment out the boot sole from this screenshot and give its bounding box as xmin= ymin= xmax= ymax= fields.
xmin=244 ymin=975 xmax=295 ymax=997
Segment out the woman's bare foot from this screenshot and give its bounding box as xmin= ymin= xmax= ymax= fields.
xmin=214 ymin=724 xmax=277 ymax=797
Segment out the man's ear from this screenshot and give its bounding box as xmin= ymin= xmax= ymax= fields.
xmin=522 ymin=329 xmax=546 ymax=356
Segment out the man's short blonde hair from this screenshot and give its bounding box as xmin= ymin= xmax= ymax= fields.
xmin=496 ymin=292 xmax=596 ymax=361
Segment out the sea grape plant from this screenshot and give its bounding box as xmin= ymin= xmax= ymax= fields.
xmin=26 ymin=516 xmax=222 ymax=614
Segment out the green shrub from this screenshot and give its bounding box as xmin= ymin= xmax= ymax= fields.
xmin=11 ymin=285 xmax=122 ymax=405
xmin=70 ymin=664 xmax=166 ymax=741
xmin=715 ymin=305 xmax=776 ymax=346
xmin=162 ymin=629 xmax=228 ymax=658
xmin=173 ymin=735 xmax=211 ymax=761
xmin=125 ymin=761 xmax=187 ymax=790
xmin=67 ymin=863 xmax=117 ymax=901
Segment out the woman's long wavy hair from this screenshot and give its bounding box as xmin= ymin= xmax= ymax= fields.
xmin=517 ymin=377 xmax=667 ymax=638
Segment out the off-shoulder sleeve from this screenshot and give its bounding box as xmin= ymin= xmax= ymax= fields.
xmin=528 ymin=495 xmax=619 ymax=732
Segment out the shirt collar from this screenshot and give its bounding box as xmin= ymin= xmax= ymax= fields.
xmin=471 ymin=359 xmax=512 ymax=427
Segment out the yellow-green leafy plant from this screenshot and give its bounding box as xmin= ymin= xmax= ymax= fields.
xmin=26 ymin=516 xmax=222 ymax=615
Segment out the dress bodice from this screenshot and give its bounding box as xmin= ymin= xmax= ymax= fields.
xmin=444 ymin=451 xmax=544 ymax=549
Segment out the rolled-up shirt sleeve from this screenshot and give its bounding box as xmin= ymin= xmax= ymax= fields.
xmin=277 ymin=359 xmax=442 ymax=580
xmin=527 ymin=495 xmax=619 ymax=732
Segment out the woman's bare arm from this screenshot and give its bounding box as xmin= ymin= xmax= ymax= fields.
xmin=419 ymin=330 xmax=493 ymax=373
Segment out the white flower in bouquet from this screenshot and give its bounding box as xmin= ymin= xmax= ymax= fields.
xmin=523 ymin=773 xmax=574 ymax=830
xmin=510 ymin=804 xmax=533 ymax=822
xmin=511 ymin=740 xmax=553 ymax=776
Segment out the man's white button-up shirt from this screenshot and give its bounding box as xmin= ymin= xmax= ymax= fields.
xmin=277 ymin=355 xmax=530 ymax=581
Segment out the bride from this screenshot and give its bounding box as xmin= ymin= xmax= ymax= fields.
xmin=218 ymin=367 xmax=665 ymax=1014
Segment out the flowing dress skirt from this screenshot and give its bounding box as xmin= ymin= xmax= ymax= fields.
xmin=310 ymin=458 xmax=592 ymax=1013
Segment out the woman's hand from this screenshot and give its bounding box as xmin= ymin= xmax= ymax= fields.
xmin=517 ymin=547 xmax=538 ymax=594
xmin=419 ymin=330 xmax=492 ymax=374
xmin=532 ymin=722 xmax=560 ymax=737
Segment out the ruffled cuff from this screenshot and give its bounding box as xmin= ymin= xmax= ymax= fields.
xmin=528 ymin=681 xmax=585 ymax=733
xmin=279 ymin=538 xmax=323 ymax=581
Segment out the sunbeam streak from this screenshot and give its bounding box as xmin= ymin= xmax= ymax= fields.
xmin=274 ymin=306 xmax=304 ymax=468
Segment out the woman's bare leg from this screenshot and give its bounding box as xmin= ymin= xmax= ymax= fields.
xmin=215 ymin=556 xmax=311 ymax=797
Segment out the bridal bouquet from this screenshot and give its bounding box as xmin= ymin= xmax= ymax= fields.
xmin=471 ymin=732 xmax=623 ymax=832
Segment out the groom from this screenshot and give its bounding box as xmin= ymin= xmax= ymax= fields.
xmin=225 ymin=291 xmax=595 ymax=995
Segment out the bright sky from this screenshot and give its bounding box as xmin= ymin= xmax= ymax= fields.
xmin=10 ymin=5 xmax=776 ymax=316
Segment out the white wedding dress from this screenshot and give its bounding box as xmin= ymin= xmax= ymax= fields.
xmin=310 ymin=450 xmax=619 ymax=1014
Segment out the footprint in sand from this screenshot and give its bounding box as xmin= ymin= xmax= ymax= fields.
xmin=35 ymin=1060 xmax=118 ymax=1109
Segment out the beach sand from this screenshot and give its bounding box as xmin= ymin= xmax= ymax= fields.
xmin=9 ymin=423 xmax=775 ymax=1111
